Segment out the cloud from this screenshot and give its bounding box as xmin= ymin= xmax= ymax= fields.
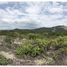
xmin=0 ymin=2 xmax=67 ymax=29
xmin=49 ymin=7 xmax=63 ymax=14
xmin=26 ymin=5 xmax=39 ymax=15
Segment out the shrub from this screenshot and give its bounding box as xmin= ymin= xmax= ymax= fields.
xmin=55 ymin=36 xmax=65 ymax=48
xmin=31 ymin=46 xmax=42 ymax=57
xmin=16 ymin=44 xmax=32 ymax=56
xmin=59 ymin=47 xmax=67 ymax=53
xmin=57 ymin=36 xmax=64 ymax=45
xmin=0 ymin=55 xmax=9 ymax=65
xmin=36 ymin=39 xmax=48 ymax=46
xmin=47 ymin=40 xmax=58 ymax=50
xmin=16 ymin=42 xmax=43 ymax=57
xmin=5 ymin=36 xmax=12 ymax=44
xmin=47 ymin=36 xmax=64 ymax=50
xmin=28 ymin=33 xmax=40 ymax=39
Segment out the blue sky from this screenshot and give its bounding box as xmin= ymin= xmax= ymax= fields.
xmin=0 ymin=2 xmax=67 ymax=29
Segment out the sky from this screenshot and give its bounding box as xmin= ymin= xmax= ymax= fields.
xmin=0 ymin=2 xmax=67 ymax=29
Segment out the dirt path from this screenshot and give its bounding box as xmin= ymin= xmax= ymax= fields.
xmin=0 ymin=51 xmax=35 ymax=65
xmin=0 ymin=51 xmax=16 ymax=60
xmin=0 ymin=51 xmax=55 ymax=65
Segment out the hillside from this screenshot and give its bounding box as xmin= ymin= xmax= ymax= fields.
xmin=0 ymin=26 xmax=67 ymax=65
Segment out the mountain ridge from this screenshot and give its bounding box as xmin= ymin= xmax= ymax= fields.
xmin=0 ymin=25 xmax=67 ymax=31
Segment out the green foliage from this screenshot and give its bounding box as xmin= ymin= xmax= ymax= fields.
xmin=59 ymin=47 xmax=67 ymax=53
xmin=57 ymin=36 xmax=64 ymax=45
xmin=16 ymin=43 xmax=32 ymax=56
xmin=16 ymin=34 xmax=66 ymax=58
xmin=28 ymin=33 xmax=40 ymax=39
xmin=0 ymin=27 xmax=67 ymax=60
xmin=4 ymin=36 xmax=12 ymax=49
xmin=5 ymin=36 xmax=12 ymax=44
xmin=48 ymin=40 xmax=58 ymax=50
xmin=0 ymin=55 xmax=10 ymax=65
xmin=35 ymin=39 xmax=48 ymax=51
xmin=16 ymin=41 xmax=43 ymax=57
xmin=31 ymin=46 xmax=42 ymax=57
xmin=47 ymin=36 xmax=64 ymax=50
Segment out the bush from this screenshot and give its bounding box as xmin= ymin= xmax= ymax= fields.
xmin=5 ymin=36 xmax=12 ymax=44
xmin=0 ymin=55 xmax=9 ymax=65
xmin=55 ymin=36 xmax=65 ymax=48
xmin=47 ymin=36 xmax=64 ymax=50
xmin=59 ymin=47 xmax=67 ymax=53
xmin=16 ymin=44 xmax=32 ymax=56
xmin=31 ymin=46 xmax=42 ymax=57
xmin=16 ymin=42 xmax=43 ymax=57
xmin=35 ymin=39 xmax=49 ymax=51
xmin=47 ymin=40 xmax=58 ymax=50
xmin=4 ymin=36 xmax=13 ymax=49
xmin=28 ymin=33 xmax=40 ymax=39
xmin=57 ymin=36 xmax=64 ymax=45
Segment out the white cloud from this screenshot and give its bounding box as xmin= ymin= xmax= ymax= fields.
xmin=0 ymin=2 xmax=66 ymax=29
xmin=49 ymin=7 xmax=63 ymax=14
xmin=26 ymin=6 xmax=39 ymax=14
xmin=0 ymin=8 xmax=27 ymax=23
xmin=6 ymin=8 xmax=21 ymax=15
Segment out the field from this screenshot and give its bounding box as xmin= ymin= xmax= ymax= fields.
xmin=0 ymin=26 xmax=67 ymax=65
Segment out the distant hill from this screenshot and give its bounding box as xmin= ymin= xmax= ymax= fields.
xmin=0 ymin=25 xmax=67 ymax=36
xmin=0 ymin=25 xmax=67 ymax=31
xmin=32 ymin=25 xmax=67 ymax=33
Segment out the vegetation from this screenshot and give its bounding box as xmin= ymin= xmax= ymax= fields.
xmin=0 ymin=26 xmax=67 ymax=65
xmin=16 ymin=41 xmax=43 ymax=57
xmin=0 ymin=55 xmax=12 ymax=65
